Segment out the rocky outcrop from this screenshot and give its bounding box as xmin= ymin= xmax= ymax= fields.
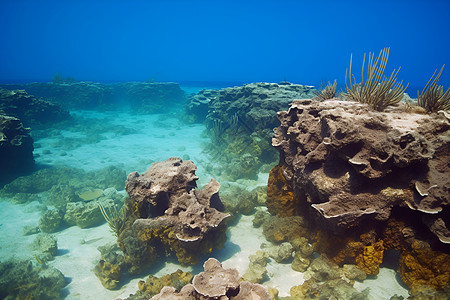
xmin=271 ymin=99 xmax=449 ymax=240
xmin=0 ymin=88 xmax=70 ymax=127
xmin=268 ymin=99 xmax=450 ymax=290
xmin=0 ymin=114 xmax=34 ymax=186
xmin=190 ymin=82 xmax=314 ymax=180
xmin=124 ymin=157 xmax=229 ymax=265
xmin=150 ymin=258 xmax=271 ymax=300
xmin=0 ymin=82 xmax=186 ymax=112
xmin=185 ymin=89 xmax=219 ymax=123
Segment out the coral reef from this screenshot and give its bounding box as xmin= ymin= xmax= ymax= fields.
xmin=400 ymin=240 xmax=450 ymax=290
xmin=0 ymin=258 xmax=65 ymax=299
xmin=220 ymin=184 xmax=261 ymax=216
xmin=190 ymin=82 xmax=314 ymax=180
xmin=185 ymin=89 xmax=219 ymax=123
xmin=31 ymin=233 xmax=58 ymax=262
xmin=149 ymin=258 xmax=271 ymax=300
xmin=262 ymin=215 xmax=311 ymax=244
xmin=0 ymin=165 xmax=126 ymax=197
xmin=266 ymin=165 xmax=301 ymax=217
xmin=126 ymin=269 xmax=193 ymax=300
xmin=0 ymin=87 xmax=70 ymax=127
xmin=0 ymin=114 xmax=34 ymax=186
xmin=0 ymin=81 xmax=186 ymax=112
xmin=94 ymin=243 xmax=126 ymax=290
xmin=242 ymin=250 xmax=269 ymax=283
xmin=264 ymin=242 xmax=294 ymax=263
xmin=125 ymin=157 xmax=229 ymax=266
xmin=269 ymin=98 xmax=450 ymax=291
xmin=38 ymin=208 xmax=64 ymax=233
xmin=64 ymin=198 xmax=116 ymax=228
xmin=272 ymin=99 xmax=449 ymax=235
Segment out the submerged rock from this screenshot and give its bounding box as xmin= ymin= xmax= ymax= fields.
xmin=125 ymin=157 xmax=229 ymax=265
xmin=269 ymin=99 xmax=450 ymax=290
xmin=0 ymin=258 xmax=65 ymax=299
xmin=0 ymin=114 xmax=34 ymax=186
xmin=150 ymin=258 xmax=271 ymax=300
xmin=0 ymin=87 xmax=70 ymax=127
xmin=0 ymin=81 xmax=186 ymax=112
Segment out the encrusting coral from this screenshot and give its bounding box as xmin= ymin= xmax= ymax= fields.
xmin=267 ymin=98 xmax=450 ymax=292
xmin=149 ymin=258 xmax=271 ymax=300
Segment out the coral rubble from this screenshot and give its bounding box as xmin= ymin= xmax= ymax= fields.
xmin=269 ymin=99 xmax=450 ymax=291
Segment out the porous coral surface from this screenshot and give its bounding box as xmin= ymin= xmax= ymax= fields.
xmin=270 ymin=99 xmax=450 ymax=290
xmin=272 ymin=99 xmax=449 ymax=240
xmin=125 ymin=157 xmax=229 ymax=265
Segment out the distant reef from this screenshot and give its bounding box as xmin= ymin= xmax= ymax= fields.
xmin=185 ymin=82 xmax=316 ymax=180
xmin=0 ymin=87 xmax=70 ymax=127
xmin=0 ymin=81 xmax=186 ymax=112
xmin=0 ymin=114 xmax=34 ymax=186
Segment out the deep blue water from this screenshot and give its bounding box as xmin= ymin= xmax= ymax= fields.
xmin=0 ymin=0 xmax=449 ymax=94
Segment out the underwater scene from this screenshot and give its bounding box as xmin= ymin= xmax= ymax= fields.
xmin=1 ymin=1 xmax=449 ymax=300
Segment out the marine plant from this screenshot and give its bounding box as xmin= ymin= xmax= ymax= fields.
xmin=99 ymin=202 xmax=126 ymax=237
xmin=345 ymin=47 xmax=408 ymax=111
xmin=417 ymin=64 xmax=450 ymax=112
xmin=313 ymin=80 xmax=337 ymax=100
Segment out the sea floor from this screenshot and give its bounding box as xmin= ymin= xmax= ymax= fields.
xmin=0 ymin=107 xmax=410 ymax=299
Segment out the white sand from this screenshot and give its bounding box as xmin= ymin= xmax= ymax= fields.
xmin=0 ymin=110 xmax=410 ymax=299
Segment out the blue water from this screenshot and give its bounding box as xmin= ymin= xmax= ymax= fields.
xmin=1 ymin=0 xmax=449 ymax=94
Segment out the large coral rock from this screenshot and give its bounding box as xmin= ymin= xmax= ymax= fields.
xmin=272 ymin=99 xmax=449 ymax=241
xmin=125 ymin=158 xmax=229 ymax=265
xmin=0 ymin=114 xmax=34 ymax=186
xmin=270 ymin=99 xmax=450 ymax=289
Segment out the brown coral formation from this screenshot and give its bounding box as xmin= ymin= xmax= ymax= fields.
xmin=269 ymin=99 xmax=450 ymax=290
xmin=149 ymin=258 xmax=271 ymax=300
xmin=125 ymin=157 xmax=229 ymax=265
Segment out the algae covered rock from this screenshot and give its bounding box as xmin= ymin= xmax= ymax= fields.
xmin=0 ymin=258 xmax=65 ymax=299
xmin=94 ymin=243 xmax=126 ymax=290
xmin=126 ymin=157 xmax=229 ymax=266
xmin=0 ymin=87 xmax=70 ymax=127
xmin=38 ymin=208 xmax=64 ymax=233
xmin=125 ymin=269 xmax=193 ymax=300
xmin=149 ymin=258 xmax=271 ymax=299
xmin=265 ymin=242 xmax=294 ymax=263
xmin=32 ymin=233 xmax=58 ymax=262
xmin=242 ymin=250 xmax=269 ymax=283
xmin=0 ymin=114 xmax=34 ymax=186
xmin=64 ymin=198 xmax=115 ymax=228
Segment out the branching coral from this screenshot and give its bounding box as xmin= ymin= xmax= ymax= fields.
xmin=313 ymin=80 xmax=337 ymax=100
xmin=418 ymin=64 xmax=450 ymax=112
xmin=345 ymin=47 xmax=408 ymax=111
